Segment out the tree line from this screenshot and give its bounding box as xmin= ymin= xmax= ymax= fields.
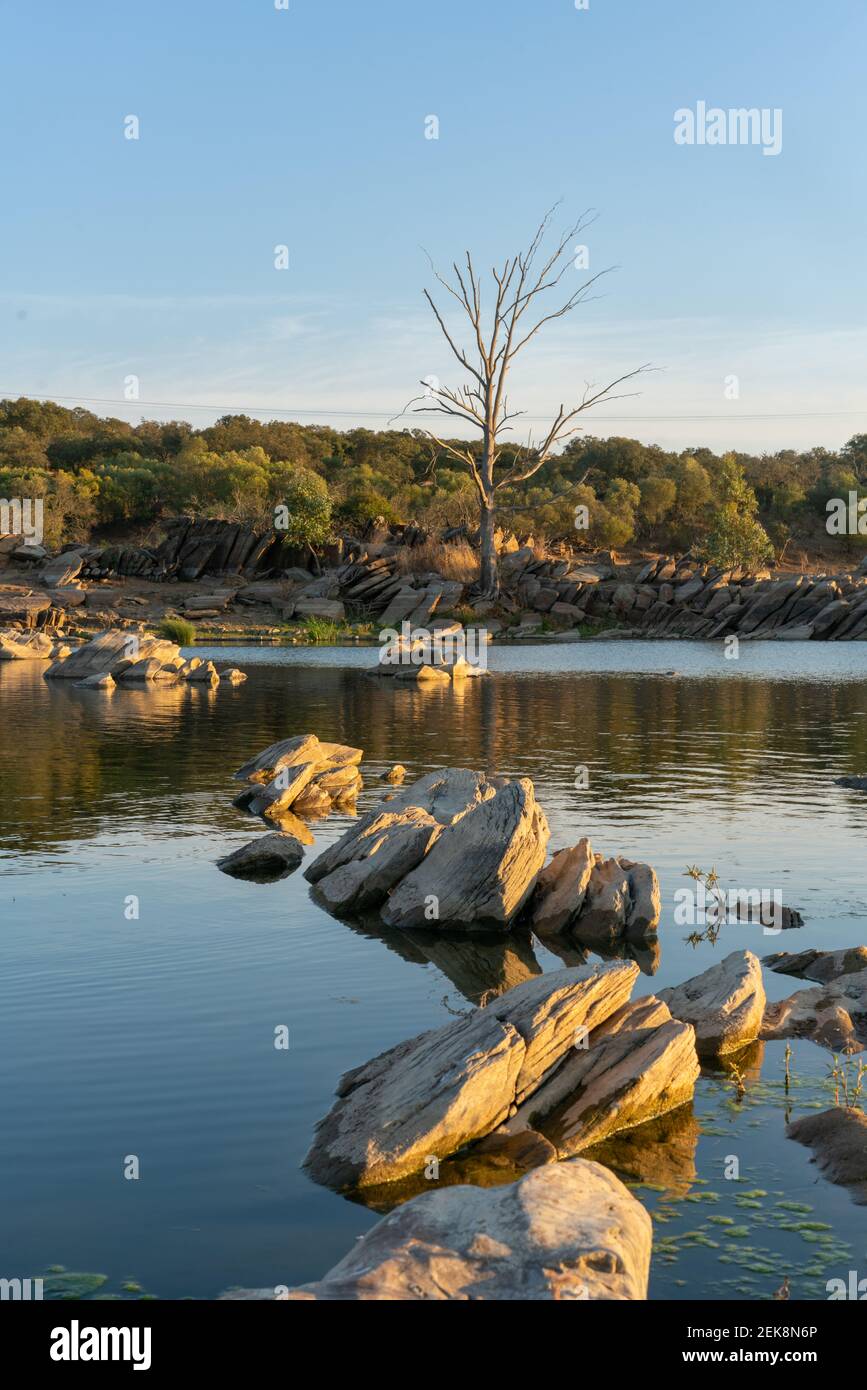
xmin=1 ymin=395 xmax=865 ymax=567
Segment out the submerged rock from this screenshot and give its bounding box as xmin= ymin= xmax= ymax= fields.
xmin=836 ymin=775 xmax=867 ymax=792
xmin=223 ymin=1159 xmax=652 ymax=1301
xmin=659 ymin=950 xmax=765 ymax=1056
xmin=217 ymin=832 xmax=305 ymax=881
xmin=303 ymin=962 xmax=637 ymax=1191
xmin=787 ymin=1107 xmax=867 ymax=1204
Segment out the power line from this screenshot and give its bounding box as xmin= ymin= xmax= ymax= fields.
xmin=1 ymin=389 xmax=865 ymax=425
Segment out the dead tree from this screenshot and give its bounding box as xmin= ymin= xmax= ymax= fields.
xmin=412 ymin=207 xmax=649 ymax=593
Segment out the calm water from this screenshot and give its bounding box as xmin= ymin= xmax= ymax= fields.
xmin=2 ymin=640 xmax=867 ymax=1300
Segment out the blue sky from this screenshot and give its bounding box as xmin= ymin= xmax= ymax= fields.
xmin=1 ymin=0 xmax=865 ymax=453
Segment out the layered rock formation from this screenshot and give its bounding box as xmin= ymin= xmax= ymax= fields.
xmin=233 ymin=734 xmax=363 ymax=821
xmin=39 ymin=627 xmax=245 ymax=689
xmin=530 ymin=838 xmax=661 ymax=948
xmin=304 ymin=961 xmax=700 ymax=1193
xmin=304 ymin=767 xmax=548 ymax=930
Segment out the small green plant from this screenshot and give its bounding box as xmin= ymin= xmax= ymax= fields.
xmin=827 ymin=1054 xmax=867 ymax=1110
xmin=158 ymin=617 xmax=196 ymax=645
xmin=683 ymin=865 xmax=726 ymax=946
xmin=301 ymin=617 xmax=343 ymax=643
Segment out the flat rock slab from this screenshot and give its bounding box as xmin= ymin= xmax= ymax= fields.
xmin=761 ymin=968 xmax=867 ymax=1053
xmin=303 ymin=962 xmax=637 ymax=1191
xmin=659 ymin=950 xmax=765 ymax=1056
xmin=763 ymin=946 xmax=867 ymax=984
xmin=223 ymin=1159 xmax=652 ymax=1300
xmin=501 ymin=997 xmax=699 ymax=1154
xmin=787 ymin=1107 xmax=867 ymax=1204
xmin=217 ymin=833 xmax=305 ymax=881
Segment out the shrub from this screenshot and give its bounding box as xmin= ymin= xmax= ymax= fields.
xmin=158 ymin=617 xmax=196 ymax=645
xmin=396 ymin=539 xmax=479 ymax=582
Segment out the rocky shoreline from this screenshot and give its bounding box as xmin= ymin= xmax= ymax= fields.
xmin=3 ymin=518 xmax=867 ymax=644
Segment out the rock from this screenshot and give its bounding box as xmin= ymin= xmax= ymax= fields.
xmin=501 ymin=997 xmax=699 ymax=1154
xmin=761 ymin=968 xmax=867 ymax=1052
xmin=763 ymin=946 xmax=867 ymax=984
xmin=235 ymin=734 xmax=324 ymax=783
xmin=294 ymin=597 xmax=345 ymax=621
xmin=309 ymin=807 xmax=443 ymax=913
xmin=836 ymin=775 xmax=867 ymax=792
xmin=306 ymin=769 xmax=492 ymax=896
xmin=76 ymin=671 xmax=115 ymax=688
xmin=219 ymin=667 xmax=247 ymax=684
xmin=217 ymin=832 xmax=305 ymax=881
xmin=0 ymin=593 xmax=52 ymax=626
xmin=570 ymin=854 xmax=661 ymax=947
xmin=382 ymin=764 xmax=407 ymax=784
xmin=0 ymin=631 xmax=54 ymax=659
xmin=185 ymin=660 xmax=219 ymax=683
xmin=116 ymin=657 xmax=166 ymax=682
xmin=304 ymin=962 xmax=637 ymax=1190
xmin=787 ymin=1108 xmax=867 ymax=1204
xmin=232 ymin=734 xmax=364 ymax=821
xmin=183 ymin=592 xmax=233 ymax=612
xmin=658 ymin=950 xmax=765 ymax=1056
xmin=381 ymin=778 xmax=549 ymax=931
xmin=223 ymin=1159 xmax=650 ymax=1301
xmin=291 ymin=783 xmax=334 ymax=818
xmin=531 ymin=840 xmax=595 ymax=935
xmin=42 ymin=629 xmax=183 ymax=683
xmin=733 ymin=898 xmax=804 ymax=929
xmin=41 ymin=552 xmax=84 ymax=587
xmin=393 ymin=663 xmax=451 ymax=683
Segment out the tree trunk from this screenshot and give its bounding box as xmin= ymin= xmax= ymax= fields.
xmin=479 ymin=493 xmax=498 ymax=595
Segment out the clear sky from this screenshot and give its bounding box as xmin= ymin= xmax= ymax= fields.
xmin=2 ymin=0 xmax=865 ymax=454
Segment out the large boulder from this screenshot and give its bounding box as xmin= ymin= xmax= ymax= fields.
xmin=223 ymin=1159 xmax=651 ymax=1301
xmin=303 ymin=962 xmax=637 ymax=1191
xmin=0 ymin=630 xmax=54 ymax=660
xmin=309 ymin=807 xmax=442 ymax=914
xmin=531 ymin=840 xmax=595 ymax=935
xmin=381 ymin=778 xmax=549 ymax=931
xmin=233 ymin=734 xmax=364 ymax=821
xmin=659 ymin=950 xmax=765 ymax=1056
